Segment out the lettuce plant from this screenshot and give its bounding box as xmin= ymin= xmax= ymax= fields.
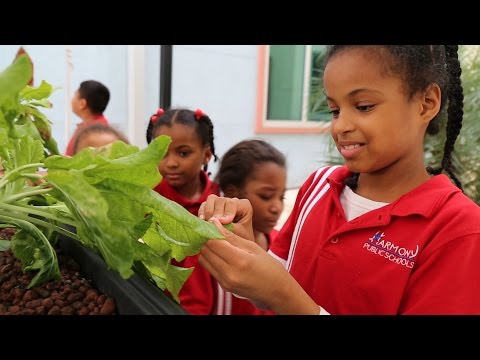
xmin=0 ymin=54 xmax=222 ymax=301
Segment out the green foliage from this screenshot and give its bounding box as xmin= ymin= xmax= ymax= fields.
xmin=425 ymin=45 xmax=480 ymax=204
xmin=4 ymin=216 xmax=60 ymax=288
xmin=0 ymin=55 xmax=224 ymax=301
xmin=0 ymin=54 xmax=59 ymax=157
xmin=308 ymin=46 xmax=331 ymax=122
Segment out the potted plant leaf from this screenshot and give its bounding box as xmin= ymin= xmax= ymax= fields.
xmin=0 ymin=53 xmax=223 ymax=315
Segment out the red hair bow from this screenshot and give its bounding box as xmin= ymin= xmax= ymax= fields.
xmin=194 ymin=108 xmax=205 ymax=121
xmin=151 ymin=108 xmax=164 ymax=123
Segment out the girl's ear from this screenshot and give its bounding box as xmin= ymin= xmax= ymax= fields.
xmin=420 ymin=83 xmax=441 ymax=123
xmin=223 ymin=184 xmax=240 ymax=198
xmin=202 ymin=146 xmax=213 ymax=165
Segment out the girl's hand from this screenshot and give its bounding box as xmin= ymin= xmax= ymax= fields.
xmin=198 ymin=194 xmax=254 ymax=242
xmin=199 ymin=219 xmax=321 ymax=315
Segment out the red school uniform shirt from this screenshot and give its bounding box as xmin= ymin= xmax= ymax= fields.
xmin=269 ymin=165 xmax=480 ymax=314
xmin=65 ymin=115 xmax=109 ymax=156
xmin=154 ymin=170 xmax=220 ymax=315
xmin=217 ymin=230 xmax=278 ymax=315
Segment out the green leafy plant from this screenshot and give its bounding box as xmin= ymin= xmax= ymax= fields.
xmin=424 ymin=45 xmax=480 ymax=204
xmin=308 ymin=46 xmax=331 ymax=122
xmin=0 ymin=54 xmax=223 ymax=302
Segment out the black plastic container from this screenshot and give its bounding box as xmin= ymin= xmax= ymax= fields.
xmin=58 ymin=235 xmax=188 ymax=315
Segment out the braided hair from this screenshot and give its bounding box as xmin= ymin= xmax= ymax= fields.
xmin=326 ymin=45 xmax=464 ymax=190
xmin=146 ymin=107 xmax=218 ymax=173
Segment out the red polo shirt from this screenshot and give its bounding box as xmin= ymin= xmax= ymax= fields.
xmin=154 ymin=171 xmax=220 ymax=314
xmin=270 ymin=165 xmax=480 ymax=314
xmin=218 ymin=231 xmax=278 ymax=315
xmin=65 ymin=115 xmax=109 ymax=156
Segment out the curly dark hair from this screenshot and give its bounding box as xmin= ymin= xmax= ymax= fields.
xmin=326 ymin=45 xmax=463 ymax=190
xmin=215 ymin=139 xmax=286 ymax=192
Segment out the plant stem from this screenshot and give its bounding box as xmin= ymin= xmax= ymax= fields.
xmin=22 ymin=173 xmax=44 ymax=180
xmin=0 ymin=209 xmax=79 ymax=241
xmin=2 ymin=187 xmax=52 ymax=204
xmin=0 ymin=202 xmax=77 ymax=227
xmin=0 ymin=162 xmax=44 ymax=189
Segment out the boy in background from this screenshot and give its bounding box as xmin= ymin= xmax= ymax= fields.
xmin=65 ymin=80 xmax=110 ymax=156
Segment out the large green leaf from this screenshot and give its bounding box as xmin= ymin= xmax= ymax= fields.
xmin=132 ymin=241 xmax=193 ymax=302
xmin=20 ymin=80 xmax=55 ymax=101
xmin=43 ymin=137 xmax=60 ymax=156
xmin=9 ymin=113 xmax=44 ymax=144
xmin=164 ymin=264 xmax=194 ymax=303
xmin=100 ymin=179 xmax=223 ymax=261
xmin=13 ymin=136 xmax=44 ymax=170
xmin=0 ymin=54 xmax=32 ymax=106
xmin=0 ymin=127 xmax=12 ymax=167
xmin=0 ymin=215 xmax=60 ymax=288
xmin=0 ymin=136 xmax=44 ymax=197
xmin=46 ymin=135 xmax=171 ymax=188
xmin=46 ymin=169 xmax=135 ymax=278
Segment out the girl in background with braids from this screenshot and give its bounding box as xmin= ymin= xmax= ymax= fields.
xmin=146 ymin=107 xmax=220 ymax=314
xmin=146 ymin=108 xmax=219 ymax=213
xmin=198 ymin=45 xmax=480 ymax=314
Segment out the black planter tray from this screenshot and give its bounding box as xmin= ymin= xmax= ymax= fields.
xmin=58 ymin=235 xmax=188 ymax=315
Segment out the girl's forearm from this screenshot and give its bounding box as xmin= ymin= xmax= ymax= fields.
xmin=269 ymin=275 xmax=322 ymax=315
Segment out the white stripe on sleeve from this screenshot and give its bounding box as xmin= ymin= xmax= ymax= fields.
xmin=287 ymin=166 xmax=340 ymax=271
xmin=268 ymin=249 xmax=287 ymax=268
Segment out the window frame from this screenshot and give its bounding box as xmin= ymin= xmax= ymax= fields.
xmin=255 ymin=45 xmax=331 ymax=134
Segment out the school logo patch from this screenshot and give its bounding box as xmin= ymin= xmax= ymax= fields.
xmin=363 ymin=231 xmax=418 ymax=269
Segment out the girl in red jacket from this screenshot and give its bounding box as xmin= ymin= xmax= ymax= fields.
xmin=214 ymin=139 xmax=286 ymax=314
xmin=198 ymin=45 xmax=480 ymax=314
xmin=146 ymin=108 xmax=219 ymax=314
